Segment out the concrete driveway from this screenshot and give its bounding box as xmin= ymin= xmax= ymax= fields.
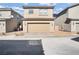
xmin=42 ymin=36 xmax=79 ymax=55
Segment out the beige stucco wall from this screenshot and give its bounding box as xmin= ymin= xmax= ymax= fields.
xmin=63 ymin=23 xmax=71 ymax=31
xmin=71 ymin=21 xmax=79 ymax=32
xmin=68 ymin=5 xmax=79 ymax=32
xmin=75 ymin=21 xmax=79 ymax=32
xmin=23 ymin=7 xmax=54 ymax=33
xmin=23 ymin=21 xmax=54 ymax=33
xmin=55 ymin=12 xmax=67 ymax=26
xmin=24 ymin=9 xmax=53 ymax=18
xmin=55 ymin=5 xmax=79 ymax=32
xmin=0 ymin=21 xmax=6 ymax=33
xmin=68 ymin=5 xmax=79 ymax=19
xmin=54 ymin=11 xmax=71 ymax=31
xmin=0 ymin=10 xmax=23 ymax=33
xmin=6 ymin=19 xmax=17 ymax=32
xmin=0 ymin=11 xmax=11 ymax=19
xmin=0 ymin=19 xmax=19 ymax=33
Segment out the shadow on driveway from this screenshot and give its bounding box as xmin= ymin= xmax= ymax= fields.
xmin=0 ymin=40 xmax=44 ymax=55
xmin=71 ymin=37 xmax=79 ymax=42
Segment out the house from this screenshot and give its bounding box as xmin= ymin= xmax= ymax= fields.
xmin=0 ymin=8 xmax=23 ymax=33
xmin=55 ymin=4 xmax=79 ymax=32
xmin=22 ymin=6 xmax=54 ymax=33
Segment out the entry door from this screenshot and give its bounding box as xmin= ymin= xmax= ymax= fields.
xmin=27 ymin=23 xmax=50 ymax=32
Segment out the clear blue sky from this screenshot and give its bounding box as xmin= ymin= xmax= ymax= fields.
xmin=0 ymin=3 xmax=72 ymax=15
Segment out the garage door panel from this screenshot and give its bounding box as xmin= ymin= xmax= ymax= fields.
xmin=76 ymin=23 xmax=79 ymax=32
xmin=28 ymin=23 xmax=50 ymax=32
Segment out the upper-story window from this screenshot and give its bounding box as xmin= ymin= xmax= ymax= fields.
xmin=29 ymin=9 xmax=33 ymax=14
xmin=39 ymin=9 xmax=48 ymax=16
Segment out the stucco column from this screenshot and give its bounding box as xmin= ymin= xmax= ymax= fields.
xmin=71 ymin=21 xmax=76 ymax=32
xmin=50 ymin=21 xmax=54 ymax=32
xmin=23 ymin=21 xmax=28 ymax=32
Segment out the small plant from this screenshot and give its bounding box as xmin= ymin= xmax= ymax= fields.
xmin=2 ymin=32 xmax=6 ymax=35
xmin=77 ymin=32 xmax=79 ymax=34
xmin=0 ymin=32 xmax=6 ymax=36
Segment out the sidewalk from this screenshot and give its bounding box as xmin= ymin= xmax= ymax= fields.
xmin=0 ymin=31 xmax=77 ymax=37
xmin=52 ymin=31 xmax=76 ymax=36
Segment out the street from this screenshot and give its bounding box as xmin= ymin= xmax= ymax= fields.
xmin=0 ymin=40 xmax=44 ymax=55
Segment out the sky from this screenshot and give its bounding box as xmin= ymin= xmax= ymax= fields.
xmin=0 ymin=3 xmax=72 ymax=15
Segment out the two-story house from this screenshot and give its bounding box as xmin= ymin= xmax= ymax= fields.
xmin=0 ymin=8 xmax=23 ymax=33
xmin=55 ymin=4 xmax=79 ymax=32
xmin=23 ymin=6 xmax=54 ymax=33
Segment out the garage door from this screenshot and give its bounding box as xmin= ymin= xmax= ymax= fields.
xmin=76 ymin=23 xmax=79 ymax=32
xmin=28 ymin=23 xmax=50 ymax=32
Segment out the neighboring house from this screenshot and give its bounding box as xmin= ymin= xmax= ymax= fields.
xmin=0 ymin=8 xmax=23 ymax=33
xmin=55 ymin=4 xmax=79 ymax=32
xmin=23 ymin=6 xmax=54 ymax=33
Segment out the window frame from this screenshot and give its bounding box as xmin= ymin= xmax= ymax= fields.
xmin=39 ymin=9 xmax=48 ymax=16
xmin=29 ymin=9 xmax=34 ymax=14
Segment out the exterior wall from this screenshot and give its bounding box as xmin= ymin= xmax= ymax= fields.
xmin=55 ymin=12 xmax=67 ymax=26
xmin=0 ymin=10 xmax=23 ymax=33
xmin=75 ymin=21 xmax=79 ymax=32
xmin=68 ymin=5 xmax=79 ymax=32
xmin=63 ymin=23 xmax=71 ymax=32
xmin=71 ymin=21 xmax=76 ymax=32
xmin=23 ymin=7 xmax=54 ymax=33
xmin=11 ymin=11 xmax=23 ymax=29
xmin=55 ymin=5 xmax=79 ymax=32
xmin=11 ymin=11 xmax=23 ymax=24
xmin=23 ymin=21 xmax=28 ymax=32
xmin=11 ymin=11 xmax=23 ymax=19
xmin=0 ymin=11 xmax=11 ymax=19
xmin=0 ymin=21 xmax=6 ymax=33
xmin=68 ymin=5 xmax=79 ymax=19
xmin=6 ymin=19 xmax=17 ymax=32
xmin=71 ymin=21 xmax=79 ymax=32
xmin=24 ymin=9 xmax=53 ymax=18
xmin=23 ymin=21 xmax=54 ymax=33
xmin=55 ymin=11 xmax=71 ymax=31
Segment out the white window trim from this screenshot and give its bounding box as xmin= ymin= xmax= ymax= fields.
xmin=39 ymin=9 xmax=48 ymax=16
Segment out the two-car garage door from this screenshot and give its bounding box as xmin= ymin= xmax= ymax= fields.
xmin=27 ymin=23 xmax=50 ymax=32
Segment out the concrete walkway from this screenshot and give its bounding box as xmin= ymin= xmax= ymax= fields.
xmin=3 ymin=31 xmax=77 ymax=37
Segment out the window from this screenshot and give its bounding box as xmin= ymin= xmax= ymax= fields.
xmin=65 ymin=19 xmax=71 ymax=24
xmin=29 ymin=9 xmax=33 ymax=14
xmin=39 ymin=9 xmax=48 ymax=16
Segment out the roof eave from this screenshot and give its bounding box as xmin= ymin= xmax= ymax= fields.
xmin=23 ymin=6 xmax=54 ymax=9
